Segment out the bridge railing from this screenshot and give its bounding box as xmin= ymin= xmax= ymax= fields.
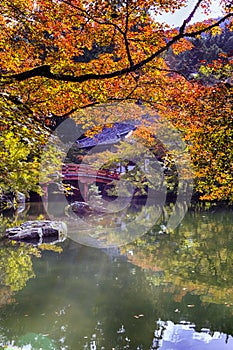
xmin=61 ymin=163 xmax=120 ymax=181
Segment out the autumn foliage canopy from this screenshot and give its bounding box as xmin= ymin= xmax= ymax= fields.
xmin=0 ymin=0 xmax=232 ymax=202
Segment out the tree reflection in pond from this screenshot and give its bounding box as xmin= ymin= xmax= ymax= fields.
xmin=91 ymin=210 xmax=233 ymax=349
xmin=123 ymin=208 xmax=233 ymax=331
xmin=0 ymin=243 xmax=40 ymax=294
xmin=0 ymin=211 xmax=64 ymax=307
xmin=0 ymin=206 xmax=232 ymax=349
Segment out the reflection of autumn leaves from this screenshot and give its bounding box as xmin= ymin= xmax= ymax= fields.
xmin=0 ymin=242 xmax=64 ymax=306
xmin=122 ymin=209 xmax=233 ymax=310
xmin=0 ymin=286 xmax=15 ymax=308
xmin=0 ymin=244 xmax=40 ymax=293
xmin=0 ymin=239 xmax=64 ymax=297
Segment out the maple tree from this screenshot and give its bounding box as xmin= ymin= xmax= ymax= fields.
xmin=162 ymin=76 xmax=233 ymax=202
xmin=0 ymin=0 xmax=232 ymax=200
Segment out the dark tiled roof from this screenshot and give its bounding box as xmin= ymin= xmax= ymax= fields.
xmin=76 ymin=123 xmax=136 ymax=149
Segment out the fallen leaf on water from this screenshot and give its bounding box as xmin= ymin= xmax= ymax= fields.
xmin=133 ymin=314 xmax=144 ymax=318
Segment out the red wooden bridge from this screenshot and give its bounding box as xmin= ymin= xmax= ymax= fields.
xmin=42 ymin=163 xmax=121 ymax=203
xmin=61 ymin=163 xmax=121 ymax=200
xmin=61 ymin=163 xmax=121 ymax=183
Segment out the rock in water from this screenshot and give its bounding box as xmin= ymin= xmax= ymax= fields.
xmin=5 ymin=220 xmax=67 ymax=245
xmin=69 ymin=201 xmax=94 ymax=215
xmin=67 ymin=201 xmax=106 ymax=216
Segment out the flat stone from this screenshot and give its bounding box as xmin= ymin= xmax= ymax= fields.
xmin=5 ymin=220 xmax=67 ymax=245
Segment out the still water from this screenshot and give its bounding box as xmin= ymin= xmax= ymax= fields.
xmin=0 ymin=204 xmax=233 ymax=349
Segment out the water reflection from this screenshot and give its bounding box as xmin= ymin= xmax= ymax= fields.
xmin=123 ymin=207 xmax=233 ymax=308
xmin=0 ymin=204 xmax=64 ymax=301
xmin=0 ymin=243 xmax=41 ymax=296
xmin=151 ymin=320 xmax=233 ymax=350
xmin=0 ymin=204 xmax=232 ymax=349
xmin=46 ymin=199 xmax=165 ymax=248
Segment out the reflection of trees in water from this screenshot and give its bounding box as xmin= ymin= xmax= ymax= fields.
xmin=0 ymin=207 xmax=233 ymax=347
xmin=122 ymin=208 xmax=233 ymax=335
xmin=123 ymin=208 xmax=233 ymax=299
xmin=0 ymin=241 xmax=64 ymax=301
xmin=0 ymin=208 xmax=64 ymax=305
xmin=0 ymin=243 xmax=160 ymax=349
xmin=0 ymin=242 xmax=40 ymax=307
xmin=50 ymin=202 xmax=163 ymax=248
xmin=0 ymin=235 xmax=233 ymax=348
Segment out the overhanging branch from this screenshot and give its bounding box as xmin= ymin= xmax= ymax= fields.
xmin=179 ymin=0 xmax=204 ymax=33
xmin=185 ymin=13 xmax=233 ymax=37
xmin=3 ymin=13 xmax=232 ymax=84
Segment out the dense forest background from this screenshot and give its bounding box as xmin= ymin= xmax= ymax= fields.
xmin=166 ymin=25 xmax=233 ymax=84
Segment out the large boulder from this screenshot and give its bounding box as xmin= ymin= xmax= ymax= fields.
xmin=5 ymin=220 xmax=67 ymax=245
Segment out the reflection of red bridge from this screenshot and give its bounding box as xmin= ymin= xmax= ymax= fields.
xmin=61 ymin=163 xmax=120 ymax=184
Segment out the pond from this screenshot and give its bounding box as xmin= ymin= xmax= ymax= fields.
xmin=0 ymin=203 xmax=233 ymax=349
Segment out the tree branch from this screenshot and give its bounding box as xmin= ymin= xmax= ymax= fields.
xmin=8 ymin=65 xmax=53 ymax=81
xmin=179 ymin=0 xmax=204 ymax=33
xmin=3 ymin=13 xmax=232 ymax=84
xmin=124 ymin=0 xmax=134 ymax=67
xmin=185 ymin=13 xmax=233 ymax=37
